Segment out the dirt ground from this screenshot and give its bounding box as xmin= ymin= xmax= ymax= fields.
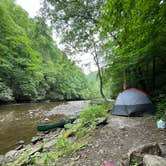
xmin=60 ymin=116 xmax=166 ymax=166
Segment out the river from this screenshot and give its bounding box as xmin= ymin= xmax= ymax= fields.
xmin=0 ymin=101 xmax=89 ymax=154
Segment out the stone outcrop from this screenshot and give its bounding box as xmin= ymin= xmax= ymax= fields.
xmin=95 ymin=117 xmax=108 ymax=126
xmin=5 ymin=150 xmax=18 ymax=162
xmin=31 ymin=135 xmax=44 ymax=144
xmin=158 ymin=143 xmax=166 ymax=157
xmin=128 ymin=142 xmax=161 ymax=165
xmin=143 ymin=155 xmax=166 ymax=166
xmin=120 ymin=142 xmax=166 ymax=166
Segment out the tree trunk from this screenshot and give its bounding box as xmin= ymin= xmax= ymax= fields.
xmin=152 ymin=56 xmax=156 ymax=91
xmin=92 ymin=40 xmax=106 ymax=101
xmin=137 ymin=66 xmax=146 ymax=90
xmin=123 ymin=70 xmax=127 ymax=89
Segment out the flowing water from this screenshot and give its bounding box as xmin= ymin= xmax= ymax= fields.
xmin=0 ymin=101 xmax=90 ymax=154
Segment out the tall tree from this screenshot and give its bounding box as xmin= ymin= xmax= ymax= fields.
xmin=41 ymin=0 xmax=107 ymax=100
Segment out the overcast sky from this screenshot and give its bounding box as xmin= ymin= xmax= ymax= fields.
xmin=16 ymin=0 xmax=41 ymax=18
xmin=15 ymin=0 xmax=96 ymax=74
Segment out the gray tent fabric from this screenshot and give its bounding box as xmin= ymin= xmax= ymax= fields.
xmin=111 ymin=88 xmax=155 ymax=116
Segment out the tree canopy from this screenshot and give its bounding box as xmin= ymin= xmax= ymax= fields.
xmin=99 ymin=0 xmax=166 ymax=97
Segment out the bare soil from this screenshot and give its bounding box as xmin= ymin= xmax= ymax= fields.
xmin=60 ymin=116 xmax=166 ymax=166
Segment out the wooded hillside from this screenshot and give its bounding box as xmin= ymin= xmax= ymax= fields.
xmin=0 ymin=0 xmax=97 ymax=103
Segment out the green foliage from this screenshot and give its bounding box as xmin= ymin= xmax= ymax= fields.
xmin=80 ymin=105 xmax=108 ymax=124
xmin=0 ymin=0 xmax=96 ymax=103
xmin=131 ymin=162 xmax=139 ymax=166
xmin=0 ymin=79 xmax=14 ymax=102
xmin=100 ymin=101 xmax=115 ymax=110
xmin=156 ymin=95 xmax=166 ymax=120
xmin=50 ymin=105 xmax=108 ymax=160
xmin=98 ymin=0 xmax=166 ymax=97
xmin=32 ymin=152 xmax=57 ymax=165
xmin=55 ymin=137 xmax=87 ymax=157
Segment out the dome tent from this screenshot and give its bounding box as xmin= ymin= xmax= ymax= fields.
xmin=111 ymin=88 xmax=155 ymax=116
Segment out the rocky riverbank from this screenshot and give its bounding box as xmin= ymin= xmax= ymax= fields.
xmin=0 ymin=100 xmax=90 ymax=155
xmin=1 ymin=115 xmax=166 ymax=165
xmin=0 ymin=128 xmax=62 ymax=164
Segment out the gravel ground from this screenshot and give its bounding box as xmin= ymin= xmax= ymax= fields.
xmin=47 ymin=101 xmax=90 ymax=116
xmin=59 ymin=116 xmax=166 ymax=166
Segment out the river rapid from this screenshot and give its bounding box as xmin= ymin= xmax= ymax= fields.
xmin=0 ymin=101 xmax=89 ymax=154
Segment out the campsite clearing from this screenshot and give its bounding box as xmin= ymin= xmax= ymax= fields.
xmin=59 ymin=116 xmax=166 ymax=165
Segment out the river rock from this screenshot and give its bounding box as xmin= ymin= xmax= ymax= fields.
xmin=28 ymin=145 xmax=42 ymax=156
xmin=95 ymin=117 xmax=108 ymax=126
xmin=158 ymin=143 xmax=166 ymax=157
xmin=127 ymin=143 xmax=161 ymax=165
xmin=44 ymin=130 xmax=50 ymax=135
xmin=16 ymin=144 xmax=24 ymax=150
xmin=43 ymin=138 xmax=57 ymax=151
xmin=31 ymin=135 xmax=43 ymax=144
xmin=143 ymin=155 xmax=166 ymax=166
xmin=0 ymin=155 xmax=5 ymax=164
xmin=5 ymin=150 xmax=17 ymax=161
xmin=44 ymin=117 xmax=49 ymax=121
xmin=18 ymin=140 xmax=25 ymax=145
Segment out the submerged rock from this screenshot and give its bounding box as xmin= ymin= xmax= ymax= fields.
xmin=18 ymin=140 xmax=24 ymax=145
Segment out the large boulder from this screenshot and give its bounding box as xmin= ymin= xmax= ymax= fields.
xmin=143 ymin=155 xmax=166 ymax=166
xmin=119 ymin=143 xmax=161 ymax=166
xmin=5 ymin=150 xmax=18 ymax=162
xmin=158 ymin=143 xmax=166 ymax=157
xmin=128 ymin=143 xmax=161 ymax=165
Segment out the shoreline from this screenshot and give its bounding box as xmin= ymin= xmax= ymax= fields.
xmin=0 ymin=101 xmax=90 ymax=156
